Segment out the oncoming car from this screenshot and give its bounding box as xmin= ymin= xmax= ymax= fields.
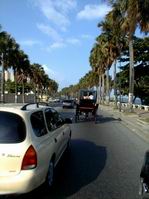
xmin=0 ymin=103 xmax=72 ymax=196
xmin=62 ymin=99 xmax=75 ymax=108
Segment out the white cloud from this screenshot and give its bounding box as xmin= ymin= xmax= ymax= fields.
xmin=42 ymin=64 xmax=56 ymax=77
xmin=53 ymin=0 xmax=77 ymax=14
xmin=50 ymin=42 xmax=66 ymax=49
xmin=44 ymin=36 xmax=81 ymax=52
xmin=20 ymin=39 xmax=42 ymax=46
xmin=81 ymin=34 xmax=93 ymax=39
xmin=32 ymin=0 xmax=77 ymax=30
xmin=77 ymin=4 xmax=111 ymax=20
xmin=66 ymin=38 xmax=80 ymax=45
xmin=42 ymin=64 xmax=66 ymax=88
xmin=37 ymin=24 xmax=63 ymax=42
xmin=45 ymin=42 xmax=66 ymax=52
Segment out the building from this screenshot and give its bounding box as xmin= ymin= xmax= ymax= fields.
xmin=5 ymin=70 xmax=14 ymax=81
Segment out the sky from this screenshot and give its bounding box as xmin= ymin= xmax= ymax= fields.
xmin=0 ymin=0 xmax=112 ymax=90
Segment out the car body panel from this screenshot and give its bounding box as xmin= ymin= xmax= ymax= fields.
xmin=0 ymin=104 xmax=71 ymax=195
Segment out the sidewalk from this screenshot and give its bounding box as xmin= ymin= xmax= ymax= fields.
xmin=98 ymin=104 xmax=149 ymax=143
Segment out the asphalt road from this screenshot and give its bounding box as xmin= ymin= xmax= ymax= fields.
xmin=18 ymin=107 xmax=149 ymax=199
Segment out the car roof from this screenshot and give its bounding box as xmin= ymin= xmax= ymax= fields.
xmin=0 ymin=103 xmax=53 ymax=114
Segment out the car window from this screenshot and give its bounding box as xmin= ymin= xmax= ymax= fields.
xmin=45 ymin=108 xmax=63 ymax=131
xmin=30 ymin=111 xmax=48 ymax=137
xmin=0 ymin=111 xmax=26 ymax=143
xmin=45 ymin=108 xmax=55 ymax=131
xmin=51 ymin=108 xmax=64 ymax=128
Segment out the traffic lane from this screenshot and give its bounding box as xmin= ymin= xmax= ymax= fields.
xmin=19 ymin=110 xmax=149 ymax=199
xmin=67 ymin=111 xmax=149 ymax=199
xmin=59 ymin=107 xmax=76 ymax=122
xmin=19 ymin=136 xmax=106 ymax=199
xmin=68 ymin=120 xmax=148 ymax=199
xmin=50 ymin=138 xmax=107 ymax=199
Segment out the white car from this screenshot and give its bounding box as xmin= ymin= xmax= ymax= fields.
xmin=62 ymin=100 xmax=75 ymax=108
xmin=0 ymin=103 xmax=72 ymax=196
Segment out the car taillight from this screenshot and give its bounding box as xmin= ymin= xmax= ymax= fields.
xmin=21 ymin=145 xmax=37 ymax=170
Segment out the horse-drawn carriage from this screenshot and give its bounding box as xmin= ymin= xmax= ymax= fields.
xmin=75 ymin=89 xmax=98 ymax=122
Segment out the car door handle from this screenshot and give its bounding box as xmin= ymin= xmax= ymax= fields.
xmin=54 ymin=138 xmax=57 ymax=143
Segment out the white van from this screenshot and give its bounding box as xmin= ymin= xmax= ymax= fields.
xmin=0 ymin=103 xmax=72 ymax=196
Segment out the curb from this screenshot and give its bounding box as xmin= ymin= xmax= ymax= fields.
xmin=114 ymin=114 xmax=149 ymax=143
xmin=99 ymin=106 xmax=149 ymax=143
xmin=137 ymin=119 xmax=149 ymax=126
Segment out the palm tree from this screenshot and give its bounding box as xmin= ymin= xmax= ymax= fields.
xmin=0 ymin=31 xmax=17 ymax=102
xmin=48 ymin=79 xmax=58 ymax=96
xmin=16 ymin=50 xmax=30 ymax=103
xmin=89 ymin=40 xmax=106 ymax=104
xmin=110 ymin=0 xmax=149 ymax=109
xmin=30 ymin=64 xmax=46 ymax=102
xmin=8 ymin=39 xmax=21 ymax=103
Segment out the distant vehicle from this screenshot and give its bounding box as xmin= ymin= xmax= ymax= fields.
xmin=62 ymin=99 xmax=75 ymax=108
xmin=75 ymin=89 xmax=98 ymax=122
xmin=0 ymin=102 xmax=72 ymax=196
xmin=48 ymin=98 xmax=60 ymax=103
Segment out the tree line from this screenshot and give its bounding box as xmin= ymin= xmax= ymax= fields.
xmin=0 ymin=25 xmax=58 ymax=103
xmin=60 ymin=0 xmax=149 ymax=106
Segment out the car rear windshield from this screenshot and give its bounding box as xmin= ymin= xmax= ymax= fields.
xmin=0 ymin=111 xmax=26 ymax=143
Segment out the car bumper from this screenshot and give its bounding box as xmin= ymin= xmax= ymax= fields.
xmin=0 ymin=170 xmax=42 ymax=195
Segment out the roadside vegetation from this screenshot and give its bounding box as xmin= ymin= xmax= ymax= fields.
xmin=60 ymin=0 xmax=149 ymax=106
xmin=0 ymin=25 xmax=58 ymax=103
xmin=1 ymin=1 xmax=149 ymax=105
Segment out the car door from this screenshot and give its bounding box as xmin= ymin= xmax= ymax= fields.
xmin=58 ymin=113 xmax=71 ymax=148
xmin=30 ymin=110 xmax=54 ymax=181
xmin=44 ymin=108 xmax=65 ymax=163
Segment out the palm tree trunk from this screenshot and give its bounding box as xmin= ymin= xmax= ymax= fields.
xmin=14 ymin=69 xmax=17 ymax=103
xmin=34 ymin=83 xmax=37 ymax=103
xmin=99 ymin=75 xmax=102 ymax=104
xmin=1 ymin=53 xmax=5 ymax=103
xmin=114 ymin=60 xmax=118 ymax=108
xmin=102 ymin=73 xmax=105 ymax=104
xmin=106 ymin=68 xmax=110 ymax=105
xmin=37 ymin=84 xmax=40 ymax=102
xmin=128 ymin=38 xmax=134 ymax=110
xmin=22 ymin=81 xmax=25 ymax=103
